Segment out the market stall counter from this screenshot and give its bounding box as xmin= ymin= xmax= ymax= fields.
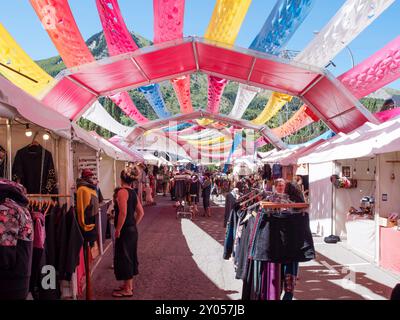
xmin=380 ymin=226 xmax=400 ymax=275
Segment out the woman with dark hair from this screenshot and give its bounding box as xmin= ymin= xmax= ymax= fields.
xmin=112 ymin=167 xmax=145 ymax=298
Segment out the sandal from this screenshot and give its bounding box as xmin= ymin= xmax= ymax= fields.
xmin=112 ymin=290 xmax=133 ymax=298
xmin=113 ymin=286 xmax=125 ymax=292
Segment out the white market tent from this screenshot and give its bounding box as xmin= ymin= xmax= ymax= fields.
xmin=298 ymin=117 xmax=400 ymax=164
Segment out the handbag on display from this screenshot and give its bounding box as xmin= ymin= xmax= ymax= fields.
xmin=324 ymin=235 xmax=341 ymax=244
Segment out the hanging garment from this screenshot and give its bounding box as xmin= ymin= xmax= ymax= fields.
xmin=37 ymin=204 xmax=64 ymax=300
xmin=175 ymin=178 xmax=189 ymax=201
xmin=12 ymin=144 xmax=58 ymax=194
xmin=223 ymin=208 xmax=239 ymax=260
xmin=0 ymin=179 xmax=33 ymax=300
xmin=0 ymin=145 xmax=6 ymax=178
xmin=262 ymin=164 xmax=272 ymax=181
xmin=224 ymin=192 xmax=237 ymax=228
xmin=272 ymin=164 xmax=282 ymax=179
xmin=76 ymin=178 xmax=99 ymax=243
xmin=29 ymin=209 xmax=47 ymax=300
xmin=251 ymin=211 xmax=315 ymax=263
xmin=57 ymin=207 xmax=84 ymax=281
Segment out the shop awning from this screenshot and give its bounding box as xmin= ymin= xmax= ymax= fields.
xmin=71 ymin=123 xmax=142 ymax=162
xmin=298 ymin=117 xmax=400 ymax=164
xmin=260 ymin=147 xmax=299 ymax=164
xmin=0 ymin=76 xmax=71 ymax=136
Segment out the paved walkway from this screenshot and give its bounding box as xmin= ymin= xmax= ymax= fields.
xmin=88 ymin=195 xmax=399 ymax=300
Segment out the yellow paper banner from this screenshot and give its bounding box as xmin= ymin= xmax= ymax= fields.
xmin=187 ymin=136 xmax=227 ymax=146
xmin=205 ymin=0 xmax=252 ymax=44
xmin=0 ymin=23 xmax=53 ymax=97
xmin=251 ymin=92 xmax=293 ymax=125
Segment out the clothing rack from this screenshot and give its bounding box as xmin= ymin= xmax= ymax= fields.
xmin=27 ymin=194 xmax=72 ymax=198
xmin=260 ymin=202 xmax=309 ymax=209
xmin=240 ymin=191 xmax=264 ymax=207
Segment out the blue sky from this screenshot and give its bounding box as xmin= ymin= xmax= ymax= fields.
xmin=1 ymin=0 xmax=399 ymax=89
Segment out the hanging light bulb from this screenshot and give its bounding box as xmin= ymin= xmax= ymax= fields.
xmin=43 ymin=132 xmax=50 ymax=141
xmin=25 ymin=124 xmax=33 ymax=137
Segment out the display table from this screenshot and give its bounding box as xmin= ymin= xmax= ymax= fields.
xmin=380 ymin=226 xmax=400 ymax=275
xmin=345 ymin=215 xmax=376 ymax=261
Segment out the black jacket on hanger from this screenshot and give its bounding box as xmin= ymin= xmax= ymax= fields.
xmin=0 ymin=145 xmax=6 ymax=178
xmin=12 ymin=144 xmax=58 ymax=194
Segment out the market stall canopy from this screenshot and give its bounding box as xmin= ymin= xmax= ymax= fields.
xmin=0 ymin=102 xmax=18 ymax=119
xmin=177 ymin=159 xmax=191 ymax=164
xmin=143 ymin=153 xmax=160 ymax=166
xmin=41 ymin=37 xmax=378 ymax=135
xmin=280 ymin=139 xmax=330 ymax=166
xmin=298 ymin=116 xmax=400 ymax=164
xmin=0 ymin=76 xmax=71 ymax=137
xmin=71 ymin=123 xmax=141 ymax=162
xmin=260 ymin=147 xmax=299 ymax=164
xmin=90 ymin=131 xmax=143 ymax=162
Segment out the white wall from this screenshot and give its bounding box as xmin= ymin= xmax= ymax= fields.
xmin=377 ymin=152 xmax=400 ymax=218
xmin=309 ymin=162 xmax=334 ymax=237
xmin=334 ymin=158 xmax=376 ymax=238
xmin=99 ymin=156 xmax=115 ymax=200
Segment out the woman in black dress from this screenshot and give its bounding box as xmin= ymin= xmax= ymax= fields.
xmin=112 ymin=167 xmax=145 ymax=298
xmin=201 ymin=174 xmax=212 ymax=217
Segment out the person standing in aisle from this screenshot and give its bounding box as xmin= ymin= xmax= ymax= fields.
xmin=76 ymin=169 xmax=100 ymax=300
xmin=112 ymin=167 xmax=144 ymax=298
xmin=201 ymin=174 xmax=212 ymax=217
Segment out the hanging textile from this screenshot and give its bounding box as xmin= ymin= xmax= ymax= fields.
xmin=229 ymin=0 xmax=314 ymax=119
xmin=252 ymin=0 xmax=395 ymax=125
xmin=153 ymin=0 xmax=193 ymax=114
xmin=271 ymin=34 xmax=400 ymax=142
xmin=81 ymin=101 xmax=133 ymax=137
xmin=95 ymin=0 xmax=149 ymax=123
xmin=203 ymin=0 xmax=252 ymax=115
xmin=30 ymin=0 xmax=147 ymax=122
xmin=0 ymin=23 xmax=53 ymax=97
xmin=0 ymin=145 xmax=6 ymax=178
xmin=138 ymin=85 xmax=172 ymax=118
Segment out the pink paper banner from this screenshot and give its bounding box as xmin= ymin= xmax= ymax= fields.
xmin=96 ymin=0 xmax=149 ymax=123
xmin=206 ymin=76 xmax=228 ymax=114
xmin=153 ymin=0 xmax=193 ymax=114
xmin=273 ymin=36 xmax=400 ymax=143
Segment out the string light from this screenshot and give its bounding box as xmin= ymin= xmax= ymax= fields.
xmin=25 ymin=124 xmax=33 ymax=137
xmin=43 ymin=132 xmax=50 ymax=141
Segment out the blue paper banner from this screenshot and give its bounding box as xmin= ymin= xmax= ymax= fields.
xmin=224 ymin=132 xmax=243 ymax=172
xmin=250 ymin=0 xmax=315 ymax=54
xmin=287 ymin=130 xmax=335 ymax=149
xmin=138 ymin=84 xmax=171 ymax=119
xmin=163 ymin=123 xmax=192 ymax=132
